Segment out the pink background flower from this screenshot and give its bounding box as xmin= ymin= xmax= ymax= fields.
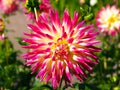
xmin=0 ymin=0 xmax=19 ymax=14
xmin=96 ymin=5 xmax=120 ymax=36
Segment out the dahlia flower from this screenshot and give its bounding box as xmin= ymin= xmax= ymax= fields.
xmin=96 ymin=5 xmax=120 ymax=36
xmin=0 ymin=18 xmax=4 ymax=40
xmin=23 ymin=10 xmax=101 ymax=88
xmin=0 ymin=0 xmax=19 ymax=14
xmin=79 ymin=0 xmax=85 ymax=5
xmin=0 ymin=34 xmax=4 ymax=40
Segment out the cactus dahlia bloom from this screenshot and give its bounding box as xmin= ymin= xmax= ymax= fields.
xmin=0 ymin=0 xmax=19 ymax=14
xmin=96 ymin=5 xmax=120 ymax=36
xmin=23 ymin=10 xmax=101 ymax=88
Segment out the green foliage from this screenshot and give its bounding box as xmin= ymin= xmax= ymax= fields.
xmin=16 ymin=37 xmax=28 ymax=46
xmin=24 ymin=0 xmax=40 ymax=13
xmin=79 ymin=5 xmax=94 ymax=21
xmin=0 ymin=38 xmax=34 ymax=90
xmin=51 ymin=0 xmax=80 ymax=17
xmin=30 ymin=78 xmax=53 ymax=90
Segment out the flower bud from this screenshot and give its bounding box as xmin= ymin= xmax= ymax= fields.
xmin=0 ymin=18 xmax=5 ymax=40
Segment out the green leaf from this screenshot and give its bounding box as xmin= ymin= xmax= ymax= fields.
xmin=25 ymin=0 xmax=40 ymax=13
xmin=84 ymin=13 xmax=94 ymax=21
xmin=16 ymin=37 xmax=28 ymax=46
xmin=85 ymin=86 xmax=91 ymax=90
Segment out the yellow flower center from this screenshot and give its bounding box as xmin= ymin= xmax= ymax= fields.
xmin=0 ymin=20 xmax=4 ymax=32
xmin=108 ymin=16 xmax=117 ymax=27
xmin=51 ymin=38 xmax=70 ymax=61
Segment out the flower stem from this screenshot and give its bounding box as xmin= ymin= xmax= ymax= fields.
xmin=57 ymin=78 xmax=63 ymax=90
xmin=34 ymin=7 xmax=38 ymax=21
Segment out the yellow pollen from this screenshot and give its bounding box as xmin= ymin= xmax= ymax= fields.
xmin=0 ymin=21 xmax=4 ymax=31
xmin=108 ymin=16 xmax=117 ymax=26
xmin=51 ymin=38 xmax=70 ymax=60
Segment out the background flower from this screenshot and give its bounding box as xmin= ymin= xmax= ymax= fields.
xmin=96 ymin=5 xmax=120 ymax=36
xmin=40 ymin=0 xmax=52 ymax=12
xmin=0 ymin=18 xmax=4 ymax=40
xmin=0 ymin=0 xmax=19 ymax=14
xmin=90 ymin=0 xmax=97 ymax=6
xmin=79 ymin=0 xmax=85 ymax=5
xmin=23 ymin=10 xmax=101 ymax=88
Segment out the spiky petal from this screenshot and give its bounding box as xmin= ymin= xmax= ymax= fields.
xmin=23 ymin=10 xmax=101 ymax=88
